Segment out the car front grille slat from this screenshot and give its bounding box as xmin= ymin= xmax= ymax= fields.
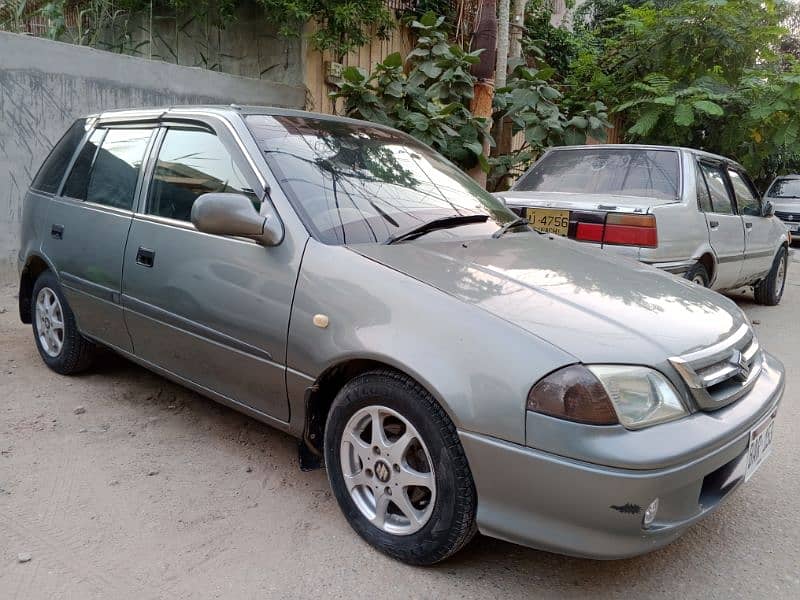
xmin=775 ymin=210 xmax=800 ymax=221
xmin=669 ymin=324 xmax=763 ymax=411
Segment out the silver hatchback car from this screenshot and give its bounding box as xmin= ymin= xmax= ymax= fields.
xmin=18 ymin=107 xmax=784 ymax=564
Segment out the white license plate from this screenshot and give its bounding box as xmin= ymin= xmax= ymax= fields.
xmin=745 ymin=411 xmax=776 ymax=482
xmin=786 ymin=223 xmax=799 ymax=232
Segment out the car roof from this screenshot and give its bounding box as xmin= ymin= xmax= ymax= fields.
xmin=544 ymin=144 xmax=740 ymax=167
xmin=88 ymin=104 xmax=392 ymax=130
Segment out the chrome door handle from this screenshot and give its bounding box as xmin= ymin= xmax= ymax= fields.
xmin=745 ymin=222 xmax=753 ymax=229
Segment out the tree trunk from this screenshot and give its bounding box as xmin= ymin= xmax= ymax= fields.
xmin=492 ymin=0 xmax=526 ymax=177
xmin=509 ymin=0 xmax=528 ymax=63
xmin=467 ymin=0 xmax=498 ymax=187
xmin=496 ymin=0 xmax=511 ymax=90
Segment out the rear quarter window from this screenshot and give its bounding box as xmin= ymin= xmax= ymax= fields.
xmin=30 ymin=119 xmax=87 ymax=194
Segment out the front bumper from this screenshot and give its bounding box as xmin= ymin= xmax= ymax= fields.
xmin=460 ymin=353 xmax=784 ymax=559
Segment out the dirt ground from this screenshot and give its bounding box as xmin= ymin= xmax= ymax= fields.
xmin=1 ymin=260 xmax=800 ymax=599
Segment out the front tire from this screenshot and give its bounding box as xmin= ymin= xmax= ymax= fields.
xmin=31 ymin=271 xmax=95 ymax=374
xmin=324 ymin=370 xmax=477 ymax=565
xmin=754 ymin=246 xmax=788 ymax=306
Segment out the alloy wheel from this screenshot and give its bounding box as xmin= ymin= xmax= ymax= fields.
xmin=35 ymin=287 xmax=65 ymax=357
xmin=775 ymin=252 xmax=787 ymax=297
xmin=339 ymin=405 xmax=436 ymax=536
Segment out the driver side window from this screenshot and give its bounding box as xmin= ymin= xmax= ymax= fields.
xmin=148 ymin=128 xmax=260 ymax=221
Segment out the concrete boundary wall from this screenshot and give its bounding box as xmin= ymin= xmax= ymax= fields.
xmin=0 ymin=32 xmax=305 ymax=284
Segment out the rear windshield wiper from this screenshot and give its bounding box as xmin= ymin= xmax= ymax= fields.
xmin=384 ymin=214 xmax=489 ymax=245
xmin=492 ymin=216 xmax=532 ymax=239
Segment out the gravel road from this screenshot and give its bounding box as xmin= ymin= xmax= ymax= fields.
xmin=1 ymin=258 xmax=799 ymax=599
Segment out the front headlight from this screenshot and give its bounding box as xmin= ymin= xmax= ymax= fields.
xmin=527 ymin=364 xmax=687 ymax=430
xmin=588 ymin=365 xmax=687 ymax=429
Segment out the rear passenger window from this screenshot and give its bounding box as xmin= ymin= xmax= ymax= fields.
xmin=699 ymin=162 xmax=734 ymax=215
xmin=31 ymin=119 xmax=87 ymax=194
xmin=63 ymin=127 xmax=152 ymax=210
xmin=147 ymin=128 xmax=260 ymax=222
xmin=728 ymin=169 xmax=761 ymax=216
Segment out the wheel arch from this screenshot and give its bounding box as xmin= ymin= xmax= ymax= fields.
xmin=18 ymin=253 xmax=56 ymax=324
xmin=696 ymin=251 xmax=716 ymax=285
xmin=301 ymin=357 xmax=450 ymax=460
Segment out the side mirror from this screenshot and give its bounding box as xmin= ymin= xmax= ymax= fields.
xmin=762 ymin=199 xmax=775 ymax=218
xmin=191 ymin=193 xmax=283 ymax=246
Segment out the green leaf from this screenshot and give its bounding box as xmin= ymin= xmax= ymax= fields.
xmin=629 ymin=108 xmax=661 ymax=136
xmin=564 ymin=129 xmax=587 ymax=145
xmin=419 ymin=11 xmax=437 ymax=27
xmin=382 ymin=52 xmax=403 ymax=69
xmin=525 ymin=125 xmax=548 ymax=144
xmin=692 ymin=100 xmax=724 ymax=116
xmin=342 ymin=66 xmax=366 ymax=84
xmin=418 ymin=61 xmax=443 ymax=79
xmin=540 ymin=86 xmax=562 ymax=100
xmin=568 ymin=116 xmax=589 ymax=129
xmin=653 ymin=96 xmax=677 ymax=106
xmin=383 ymin=80 xmax=404 ymax=98
xmin=431 ymin=42 xmax=449 ymax=57
xmin=464 ymin=141 xmax=484 ymax=156
xmin=673 ymin=103 xmax=694 ymax=127
xmin=478 ymin=153 xmax=491 ymax=174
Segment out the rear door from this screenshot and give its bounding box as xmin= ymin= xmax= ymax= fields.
xmin=42 ymin=124 xmax=155 ymax=351
xmin=728 ymin=167 xmax=774 ymax=281
xmin=696 ymin=160 xmax=745 ymax=289
xmin=121 ymin=118 xmax=298 ymax=421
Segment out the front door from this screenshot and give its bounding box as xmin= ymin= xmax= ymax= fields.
xmin=121 ymin=123 xmax=298 ymax=421
xmin=728 ymin=168 xmax=775 ymax=281
xmin=697 ymin=160 xmax=745 ymax=289
xmin=42 ymin=125 xmax=154 ymax=351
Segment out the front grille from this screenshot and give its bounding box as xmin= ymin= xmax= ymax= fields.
xmin=775 ymin=210 xmax=800 ymax=221
xmin=669 ymin=324 xmax=763 ymax=411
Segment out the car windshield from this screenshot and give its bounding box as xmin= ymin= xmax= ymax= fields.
xmin=245 ymin=115 xmax=515 ymax=244
xmin=767 ymin=178 xmax=800 ymax=200
xmin=514 ymin=148 xmax=680 ymax=200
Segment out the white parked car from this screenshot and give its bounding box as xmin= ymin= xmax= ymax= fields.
xmin=496 ymin=145 xmax=789 ymax=305
xmin=765 ymin=174 xmax=800 ymax=240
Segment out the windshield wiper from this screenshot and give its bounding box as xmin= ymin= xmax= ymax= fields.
xmin=384 ymin=214 xmax=489 ymax=245
xmin=492 ymin=216 xmax=532 ymax=239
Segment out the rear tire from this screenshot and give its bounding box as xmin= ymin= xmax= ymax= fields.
xmin=754 ymin=246 xmax=788 ymax=306
xmin=324 ymin=370 xmax=477 ymax=565
xmin=685 ymin=263 xmax=710 ymax=287
xmin=31 ymin=271 xmax=95 ymax=374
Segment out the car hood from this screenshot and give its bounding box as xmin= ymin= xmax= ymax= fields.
xmin=769 ymin=199 xmax=800 ymax=214
xmin=496 ymin=190 xmax=677 ymax=213
xmin=351 ymin=234 xmax=747 ymax=364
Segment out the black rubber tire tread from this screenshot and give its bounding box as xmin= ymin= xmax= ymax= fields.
xmin=31 ymin=270 xmax=95 ymax=375
xmin=685 ymin=263 xmax=710 ymax=287
xmin=324 ymin=369 xmax=477 ymax=566
xmin=754 ymin=246 xmax=787 ymax=306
